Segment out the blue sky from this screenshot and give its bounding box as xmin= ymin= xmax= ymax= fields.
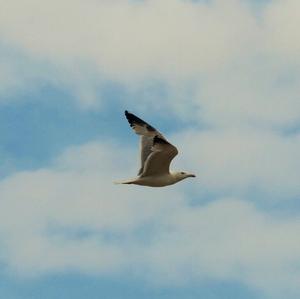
xmin=0 ymin=0 xmax=300 ymax=298
xmin=0 ymin=274 xmax=259 ymax=299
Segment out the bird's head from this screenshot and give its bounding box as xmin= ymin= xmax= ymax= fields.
xmin=173 ymin=171 xmax=196 ymax=181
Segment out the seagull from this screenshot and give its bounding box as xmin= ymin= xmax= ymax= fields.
xmin=114 ymin=110 xmax=196 ymax=187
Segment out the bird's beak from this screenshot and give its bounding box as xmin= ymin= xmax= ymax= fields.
xmin=188 ymin=174 xmax=196 ymax=178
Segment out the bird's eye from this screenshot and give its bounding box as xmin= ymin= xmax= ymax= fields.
xmin=181 ymin=172 xmax=185 ymax=175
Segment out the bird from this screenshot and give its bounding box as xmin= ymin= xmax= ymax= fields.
xmin=114 ymin=110 xmax=196 ymax=187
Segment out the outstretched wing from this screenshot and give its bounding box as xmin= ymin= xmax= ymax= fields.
xmin=125 ymin=110 xmax=170 ymax=175
xmin=141 ymin=136 xmax=178 ymax=177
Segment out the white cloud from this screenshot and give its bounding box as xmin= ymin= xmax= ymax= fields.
xmin=0 ymin=0 xmax=258 ymax=78
xmin=0 ymin=2 xmax=299 ymax=298
xmin=0 ymin=47 xmax=48 ymax=99
xmin=0 ymin=140 xmax=300 ymax=298
xmin=173 ymin=128 xmax=300 ymax=199
xmin=0 ymin=3 xmax=299 ymax=295
xmin=264 ymin=0 xmax=300 ymax=61
xmin=144 ymin=198 xmax=300 ymax=298
xmin=0 ymin=0 xmax=299 ymax=129
xmin=195 ymin=59 xmax=300 ymax=128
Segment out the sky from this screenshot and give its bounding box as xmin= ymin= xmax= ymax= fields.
xmin=0 ymin=0 xmax=300 ymax=298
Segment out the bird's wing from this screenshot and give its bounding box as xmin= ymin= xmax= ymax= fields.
xmin=141 ymin=136 xmax=178 ymax=177
xmin=138 ymin=136 xmax=154 ymax=175
xmin=125 ymin=110 xmax=167 ymax=175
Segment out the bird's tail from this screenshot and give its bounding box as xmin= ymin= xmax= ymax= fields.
xmin=113 ymin=179 xmax=134 ymax=185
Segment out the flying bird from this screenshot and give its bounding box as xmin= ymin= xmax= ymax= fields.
xmin=115 ymin=110 xmax=196 ymax=187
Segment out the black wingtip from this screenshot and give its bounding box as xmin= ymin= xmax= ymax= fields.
xmin=124 ymin=110 xmax=157 ymax=132
xmin=124 ymin=110 xmax=130 ymax=119
xmin=125 ymin=110 xmax=134 ymax=127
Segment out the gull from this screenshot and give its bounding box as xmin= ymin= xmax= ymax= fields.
xmin=115 ymin=110 xmax=196 ymax=187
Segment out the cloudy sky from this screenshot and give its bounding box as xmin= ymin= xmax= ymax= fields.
xmin=0 ymin=0 xmax=300 ymax=298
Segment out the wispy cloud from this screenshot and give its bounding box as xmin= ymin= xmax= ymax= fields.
xmin=0 ymin=1 xmax=299 ymax=298
xmin=174 ymin=128 xmax=300 ymax=200
xmin=0 ymin=141 xmax=299 ymax=298
xmin=0 ymin=0 xmax=299 ymax=118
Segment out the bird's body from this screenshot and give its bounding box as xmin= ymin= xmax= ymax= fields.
xmin=118 ymin=172 xmax=191 ymax=187
xmin=115 ymin=110 xmax=195 ymax=187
